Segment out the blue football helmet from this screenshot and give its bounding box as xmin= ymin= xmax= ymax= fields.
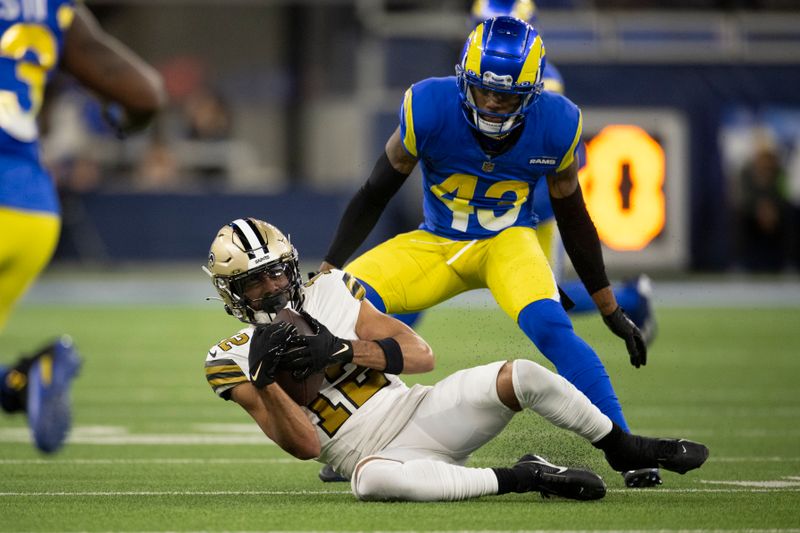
xmin=470 ymin=0 xmax=537 ymax=25
xmin=455 ymin=16 xmax=546 ymax=137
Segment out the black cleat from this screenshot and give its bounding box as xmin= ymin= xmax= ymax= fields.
xmin=622 ymin=468 xmax=663 ymax=488
xmin=318 ymin=464 xmax=349 ymax=483
xmin=605 ymin=435 xmax=709 ymax=475
xmin=512 ymin=455 xmax=606 ymax=501
xmin=657 ymin=439 xmax=710 ymax=474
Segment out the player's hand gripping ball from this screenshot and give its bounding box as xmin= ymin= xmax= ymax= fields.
xmin=272 ymin=308 xmax=327 ymax=405
xmin=248 ymin=320 xmax=296 ymax=388
xmin=280 ymin=310 xmax=354 ymax=380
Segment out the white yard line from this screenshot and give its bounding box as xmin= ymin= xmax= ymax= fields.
xmin=0 ymin=425 xmax=275 ymax=446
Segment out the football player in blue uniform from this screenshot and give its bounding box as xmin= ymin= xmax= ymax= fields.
xmin=394 ymin=0 xmax=655 ymax=342
xmin=469 ymin=0 xmax=659 ymax=488
xmin=320 ymin=16 xmax=650 ymax=482
xmin=0 ymin=1 xmax=165 ymax=453
xmin=473 ymin=0 xmax=656 ymax=344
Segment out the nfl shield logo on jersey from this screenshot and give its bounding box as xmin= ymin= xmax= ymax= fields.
xmin=482 ymin=161 xmax=495 ymax=172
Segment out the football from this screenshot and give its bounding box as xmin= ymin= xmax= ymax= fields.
xmin=273 ymin=308 xmax=325 ymax=406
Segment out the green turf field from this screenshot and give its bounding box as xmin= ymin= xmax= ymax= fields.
xmin=1 ymin=303 xmax=799 ymax=531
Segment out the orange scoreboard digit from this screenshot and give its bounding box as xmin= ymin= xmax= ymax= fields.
xmin=577 ymin=110 xmax=688 ymax=271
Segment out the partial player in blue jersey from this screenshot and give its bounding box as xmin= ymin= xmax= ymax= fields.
xmin=0 ymin=1 xmax=165 ymax=453
xmin=473 ymin=0 xmax=656 ymax=344
xmin=320 ymin=16 xmax=652 ymax=483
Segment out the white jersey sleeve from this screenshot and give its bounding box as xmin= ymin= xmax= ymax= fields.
xmin=204 ymin=326 xmax=255 ymax=400
xmin=300 ymin=269 xmax=364 ymax=340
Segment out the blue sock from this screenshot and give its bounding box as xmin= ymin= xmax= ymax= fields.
xmin=518 ymin=299 xmax=629 ymax=432
xmin=355 ymin=279 xmax=424 ymax=327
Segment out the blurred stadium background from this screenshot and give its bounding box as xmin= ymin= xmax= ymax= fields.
xmin=5 ymin=2 xmax=800 ymax=530
xmin=41 ymin=0 xmax=800 ymax=278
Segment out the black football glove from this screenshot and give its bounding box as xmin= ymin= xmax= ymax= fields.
xmin=602 ymin=306 xmax=647 ymax=368
xmin=281 ymin=311 xmax=354 ymax=379
xmin=248 ymin=321 xmax=297 ymax=388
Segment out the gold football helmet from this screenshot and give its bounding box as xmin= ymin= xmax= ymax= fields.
xmin=203 ymin=218 xmax=302 ymax=324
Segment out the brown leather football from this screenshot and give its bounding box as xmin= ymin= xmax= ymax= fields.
xmin=273 ymin=308 xmax=324 ymax=406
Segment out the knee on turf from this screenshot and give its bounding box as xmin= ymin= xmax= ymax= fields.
xmin=352 ymin=456 xmax=409 ymax=501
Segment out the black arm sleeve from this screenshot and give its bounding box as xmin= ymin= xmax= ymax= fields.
xmin=550 ymin=184 xmax=610 ymax=295
xmin=323 ymin=152 xmax=411 ymax=267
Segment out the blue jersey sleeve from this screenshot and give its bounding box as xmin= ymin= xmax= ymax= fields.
xmin=545 ymin=94 xmax=582 ymax=173
xmin=398 ymin=77 xmax=452 ymax=160
xmin=399 ymin=86 xmax=418 ymax=157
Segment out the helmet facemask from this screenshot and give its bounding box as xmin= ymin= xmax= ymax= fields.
xmin=204 ymin=218 xmax=303 ymax=325
xmin=456 ymin=16 xmax=545 ymax=138
xmin=226 ymin=258 xmax=302 ymax=322
xmin=459 ymin=75 xmax=535 ymax=138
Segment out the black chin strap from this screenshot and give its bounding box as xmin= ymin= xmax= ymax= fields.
xmin=472 ymin=123 xmax=524 ymax=157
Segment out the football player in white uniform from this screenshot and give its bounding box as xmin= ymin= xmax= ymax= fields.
xmin=203 ymin=218 xmax=708 ymax=502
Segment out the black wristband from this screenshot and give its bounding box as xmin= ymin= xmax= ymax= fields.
xmin=375 ymin=337 xmax=404 ymax=374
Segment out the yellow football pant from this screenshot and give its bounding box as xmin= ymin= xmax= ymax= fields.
xmin=345 ymin=227 xmax=559 ymax=321
xmin=534 ymin=218 xmax=566 ymax=282
xmin=0 ymin=207 xmax=60 ymax=332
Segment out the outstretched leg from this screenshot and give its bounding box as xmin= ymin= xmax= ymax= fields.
xmin=350 ymin=362 xmax=606 ymax=502
xmin=518 ymin=299 xmax=629 ymax=432
xmin=352 ymin=454 xmax=605 ymax=502
xmin=352 ymin=457 xmax=498 ymax=502
xmin=481 ymin=227 xmax=629 ymax=431
xmin=506 ymin=358 xmax=612 ymax=441
xmin=505 ymin=359 xmax=709 ymax=475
